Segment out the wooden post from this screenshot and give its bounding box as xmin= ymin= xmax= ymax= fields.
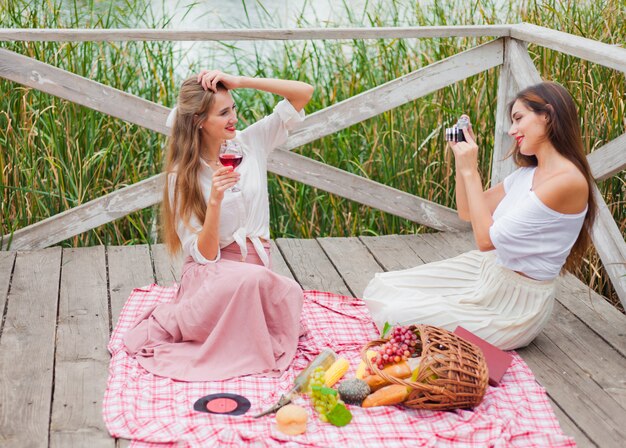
xmin=491 ymin=38 xmax=518 ymax=186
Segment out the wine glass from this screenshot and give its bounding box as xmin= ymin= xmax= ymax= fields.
xmin=219 ymin=140 xmax=243 ymax=192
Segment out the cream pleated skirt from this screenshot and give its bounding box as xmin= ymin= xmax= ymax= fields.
xmin=362 ymin=250 xmax=556 ymax=350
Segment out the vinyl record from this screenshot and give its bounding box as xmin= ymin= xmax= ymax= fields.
xmin=193 ymin=393 xmax=251 ymax=416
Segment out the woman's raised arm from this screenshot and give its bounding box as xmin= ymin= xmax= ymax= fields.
xmin=197 ymin=70 xmax=314 ymax=112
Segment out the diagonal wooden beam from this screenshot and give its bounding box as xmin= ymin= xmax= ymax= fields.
xmin=2 ymin=175 xmax=165 ymax=251
xmin=268 ymin=150 xmax=468 ymax=232
xmin=0 ymin=48 xmax=171 ymax=135
xmin=281 ymin=39 xmax=504 ymax=150
xmin=510 ymin=23 xmax=626 ymax=73
xmin=590 ymin=187 xmax=626 ymax=308
xmin=588 ymin=133 xmax=626 ymax=181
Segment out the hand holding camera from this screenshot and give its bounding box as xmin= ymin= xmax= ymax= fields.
xmin=445 ymin=116 xmax=472 ymax=143
xmin=445 ymin=115 xmax=479 ymax=177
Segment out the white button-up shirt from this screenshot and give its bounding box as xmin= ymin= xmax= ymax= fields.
xmin=168 ymin=99 xmax=305 ymax=267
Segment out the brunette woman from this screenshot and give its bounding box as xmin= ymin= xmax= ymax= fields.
xmin=363 ymin=81 xmax=596 ymax=350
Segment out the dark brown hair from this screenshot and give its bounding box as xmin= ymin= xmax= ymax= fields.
xmin=507 ymin=81 xmax=597 ymax=273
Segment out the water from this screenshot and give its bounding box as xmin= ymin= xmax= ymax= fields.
xmin=56 ymin=0 xmax=515 ymax=76
xmin=156 ymin=0 xmax=372 ymax=75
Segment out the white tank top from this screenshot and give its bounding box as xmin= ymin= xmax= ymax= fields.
xmin=489 ymin=167 xmax=587 ymax=280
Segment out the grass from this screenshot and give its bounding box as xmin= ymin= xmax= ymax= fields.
xmin=0 ymin=0 xmax=624 ymax=309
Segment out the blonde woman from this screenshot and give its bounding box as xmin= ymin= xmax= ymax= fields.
xmin=124 ymin=70 xmax=314 ymax=381
xmin=363 ymin=82 xmax=596 ymax=350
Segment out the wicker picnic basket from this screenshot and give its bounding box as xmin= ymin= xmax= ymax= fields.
xmin=361 ymin=325 xmax=489 ymax=411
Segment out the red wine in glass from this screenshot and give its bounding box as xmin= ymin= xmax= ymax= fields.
xmin=218 ymin=153 xmax=243 ymax=168
xmin=219 ymin=140 xmax=243 ymax=192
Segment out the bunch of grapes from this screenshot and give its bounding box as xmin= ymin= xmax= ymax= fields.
xmin=306 ymin=366 xmax=326 ymax=394
xmin=371 ymin=325 xmax=420 ymax=370
xmin=307 ymin=366 xmax=342 ymax=422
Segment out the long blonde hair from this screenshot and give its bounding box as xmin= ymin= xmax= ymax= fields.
xmin=161 ymin=77 xmax=227 ymax=254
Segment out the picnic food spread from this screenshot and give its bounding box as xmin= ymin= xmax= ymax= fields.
xmin=269 ymin=323 xmax=489 ymax=434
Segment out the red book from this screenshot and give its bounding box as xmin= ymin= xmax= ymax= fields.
xmin=453 ymin=326 xmax=513 ymax=387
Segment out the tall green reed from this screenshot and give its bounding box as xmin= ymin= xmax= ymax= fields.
xmin=0 ymin=0 xmax=178 ymax=246
xmin=0 ymin=0 xmax=624 ymax=308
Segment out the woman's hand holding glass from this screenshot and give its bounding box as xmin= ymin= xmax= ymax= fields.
xmin=219 ymin=141 xmax=243 ymax=192
xmin=209 ymin=166 xmax=240 ymax=204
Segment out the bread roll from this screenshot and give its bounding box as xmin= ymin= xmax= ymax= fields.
xmin=275 ymin=404 xmax=307 ymax=435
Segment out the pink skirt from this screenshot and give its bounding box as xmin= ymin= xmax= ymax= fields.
xmin=123 ymin=240 xmax=304 ymax=381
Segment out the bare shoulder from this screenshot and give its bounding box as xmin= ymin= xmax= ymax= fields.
xmin=534 ymin=167 xmax=589 ymax=214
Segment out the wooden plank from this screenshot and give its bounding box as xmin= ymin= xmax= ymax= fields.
xmin=50 ymin=246 xmax=113 ymax=447
xmin=417 ymin=232 xmax=461 ymax=260
xmin=0 ymin=48 xmax=170 ymax=134
xmin=269 ymin=240 xmax=295 ymax=280
xmin=282 ymin=39 xmax=504 ymax=151
xmin=0 ymin=26 xmax=512 ymax=42
xmin=590 ymin=186 xmax=626 ymax=308
xmin=269 ymin=149 xmax=469 ymax=232
xmin=107 ymin=245 xmax=154 ymax=330
xmin=275 ymin=238 xmax=351 ymax=296
xmin=359 ymin=235 xmax=428 ymax=271
xmin=317 ymin=237 xmax=383 ymax=298
xmin=491 ymin=38 xmax=519 ymax=185
xmin=510 ymin=23 xmax=626 ymax=73
xmin=0 ymin=251 xmax=16 ymax=335
xmin=542 ymin=301 xmax=626 ymax=409
xmin=588 ymin=133 xmax=626 ymax=181
xmin=437 ymin=230 xmax=476 ymax=253
xmin=507 ymin=38 xmax=543 ymax=88
xmin=151 ymin=244 xmax=183 ymax=287
xmin=557 ymin=273 xmax=626 ymax=357
xmin=518 ymin=335 xmax=626 ymax=448
xmin=0 ymin=247 xmax=62 ymax=447
xmin=2 ymin=174 xmax=164 ymax=251
xmin=549 ymin=398 xmax=596 ymax=448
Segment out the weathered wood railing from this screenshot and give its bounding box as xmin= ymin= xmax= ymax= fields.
xmin=0 ymin=24 xmax=625 ymax=307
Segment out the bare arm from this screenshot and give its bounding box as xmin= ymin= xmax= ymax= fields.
xmin=451 ymin=116 xmax=505 ymax=223
xmin=197 ymin=70 xmax=314 ymax=112
xmin=450 ymin=127 xmax=501 ymax=251
xmin=461 ymin=171 xmax=496 ymax=250
xmin=196 ymin=166 xmax=240 ymax=260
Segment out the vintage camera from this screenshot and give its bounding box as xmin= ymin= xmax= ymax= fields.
xmin=445 ymin=117 xmax=470 ymax=143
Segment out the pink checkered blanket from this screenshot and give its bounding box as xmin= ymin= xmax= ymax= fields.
xmin=104 ymin=285 xmax=576 ymax=447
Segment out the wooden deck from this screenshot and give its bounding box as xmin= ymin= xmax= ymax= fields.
xmin=0 ymin=232 xmax=624 ymax=447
